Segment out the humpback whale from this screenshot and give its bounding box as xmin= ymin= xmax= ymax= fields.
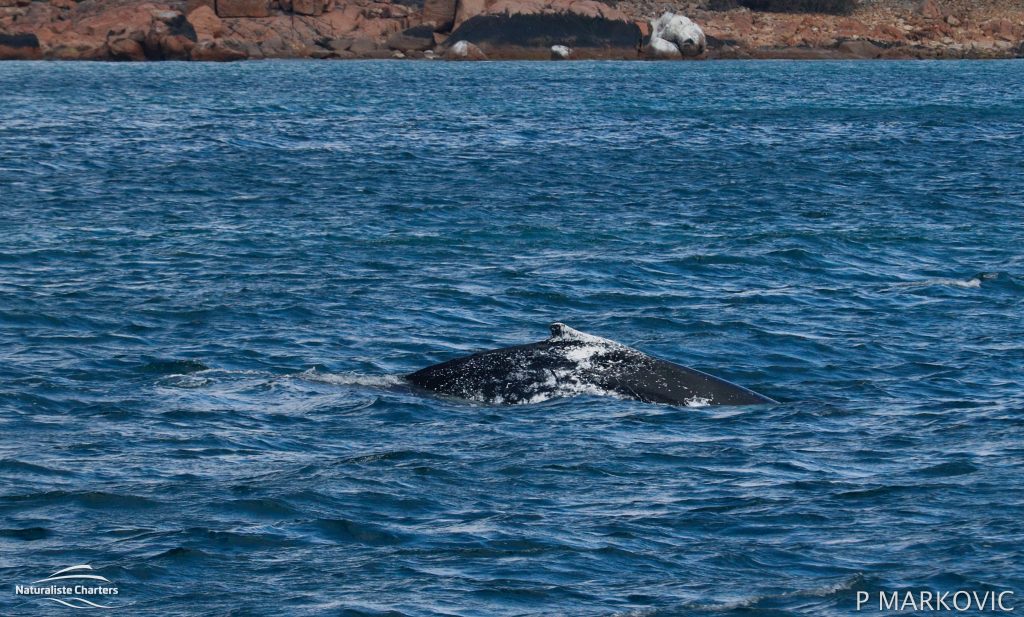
xmin=407 ymin=323 xmax=775 ymax=406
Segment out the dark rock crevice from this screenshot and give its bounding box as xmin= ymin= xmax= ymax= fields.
xmin=0 ymin=33 xmax=40 ymax=49
xmin=449 ymin=12 xmax=641 ymax=50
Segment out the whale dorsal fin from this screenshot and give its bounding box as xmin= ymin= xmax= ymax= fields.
xmin=549 ymin=322 xmax=577 ymax=339
xmin=548 ymin=323 xmax=621 ymax=346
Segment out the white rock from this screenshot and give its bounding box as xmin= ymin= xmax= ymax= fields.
xmin=152 ymin=9 xmax=183 ymax=23
xmin=649 ymin=12 xmax=706 ymax=58
xmin=550 ymin=44 xmax=571 ymax=59
xmin=646 ymin=36 xmax=682 ymax=58
xmin=444 ymin=40 xmax=487 ymax=60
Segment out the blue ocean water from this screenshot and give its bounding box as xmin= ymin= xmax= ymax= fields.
xmin=1 ymin=59 xmax=1023 ymax=616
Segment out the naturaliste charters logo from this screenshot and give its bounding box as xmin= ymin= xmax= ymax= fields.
xmin=14 ymin=564 xmax=119 ymax=609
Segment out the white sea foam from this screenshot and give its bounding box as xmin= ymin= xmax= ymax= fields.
xmin=928 ymin=277 xmax=982 ymax=288
xmin=298 ymin=369 xmax=404 ymax=388
xmin=677 ymin=575 xmax=862 ymax=612
xmin=891 ymin=276 xmax=982 ymax=289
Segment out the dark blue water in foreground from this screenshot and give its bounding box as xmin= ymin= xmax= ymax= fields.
xmin=1 ymin=60 xmax=1023 ymax=616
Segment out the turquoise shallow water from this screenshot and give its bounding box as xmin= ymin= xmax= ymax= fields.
xmin=1 ymin=60 xmax=1023 ymax=616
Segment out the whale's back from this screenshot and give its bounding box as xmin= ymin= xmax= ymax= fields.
xmin=406 ymin=325 xmax=774 ymax=406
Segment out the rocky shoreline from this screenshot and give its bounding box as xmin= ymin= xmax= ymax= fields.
xmin=1 ymin=0 xmax=1022 ymax=61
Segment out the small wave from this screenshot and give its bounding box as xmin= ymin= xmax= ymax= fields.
xmin=0 ymin=527 xmax=53 ymax=541
xmin=139 ymin=359 xmax=209 ymax=375
xmin=914 ymin=460 xmax=978 ymax=477
xmin=889 ymin=272 xmax=1000 ymax=290
xmin=221 ymin=498 xmax=299 ymax=517
xmin=4 ymin=490 xmax=159 ymax=510
xmin=668 ymin=574 xmax=867 ymax=614
xmin=158 ymin=374 xmax=212 ymax=389
xmin=312 ymin=518 xmax=407 ymax=545
xmin=0 ymin=459 xmax=74 ymax=477
xmin=188 ymin=528 xmax=293 ymax=548
xmin=834 ymin=485 xmax=913 ymax=500
xmin=335 ymin=607 xmax=412 ymax=617
xmin=340 ymin=449 xmax=449 ymax=465
xmin=151 ymin=547 xmax=210 ymax=561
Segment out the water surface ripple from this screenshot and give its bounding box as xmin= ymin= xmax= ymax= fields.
xmin=1 ymin=60 xmax=1022 ymax=616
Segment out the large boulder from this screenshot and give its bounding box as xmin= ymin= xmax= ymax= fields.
xmin=645 ymin=35 xmax=681 ymax=58
xmin=142 ymin=10 xmax=197 ymax=60
xmin=349 ymin=37 xmax=380 ymax=55
xmin=216 ymin=0 xmax=271 ymax=18
xmin=836 ymin=39 xmax=882 ymax=58
xmin=444 ymin=39 xmax=487 ymax=59
xmin=919 ymin=0 xmax=942 ymax=19
xmin=446 ymin=0 xmax=641 ymax=59
xmin=550 ymin=43 xmax=570 ymax=58
xmin=387 ymin=25 xmax=436 ymax=51
xmin=187 ymin=5 xmax=224 ymax=41
xmin=191 ymin=40 xmax=247 ymax=60
xmin=109 ymin=36 xmax=146 ymax=60
xmin=646 ymin=12 xmax=705 ymax=58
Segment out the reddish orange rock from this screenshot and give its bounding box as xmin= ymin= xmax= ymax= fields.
xmin=319 ymin=5 xmax=362 ymax=35
xmin=835 ymin=17 xmax=867 ymax=38
xmin=187 ymin=5 xmax=224 ymax=41
xmin=293 ymin=0 xmax=324 ymax=16
xmin=423 ymin=0 xmax=457 ymax=30
xmin=982 ymin=18 xmax=1016 ymax=41
xmin=454 ymin=0 xmax=486 ymax=28
xmin=635 ymin=19 xmax=649 ymax=39
xmin=837 ymin=39 xmax=882 ymax=58
xmin=732 ymin=11 xmax=753 ymax=37
xmin=217 ymin=0 xmax=271 ymax=18
xmin=109 ymin=37 xmax=146 ymax=61
xmin=919 ymin=0 xmax=941 ymax=20
xmin=186 ymin=0 xmax=215 ymax=13
xmin=191 ymin=40 xmax=247 ymax=60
